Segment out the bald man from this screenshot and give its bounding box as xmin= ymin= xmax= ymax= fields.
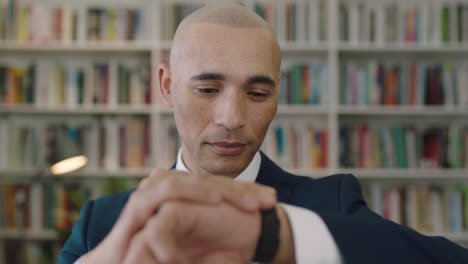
xmin=59 ymin=4 xmax=468 ymax=264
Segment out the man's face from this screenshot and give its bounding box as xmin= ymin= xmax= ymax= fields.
xmin=163 ymin=23 xmax=280 ymax=177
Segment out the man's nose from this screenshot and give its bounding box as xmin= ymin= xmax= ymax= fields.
xmin=213 ymin=91 xmax=246 ymax=131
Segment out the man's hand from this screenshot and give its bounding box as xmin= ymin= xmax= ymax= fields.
xmin=122 ymin=201 xmax=295 ymax=264
xmin=80 ymin=169 xmax=277 ymax=263
xmin=123 ymin=200 xmax=261 ymax=264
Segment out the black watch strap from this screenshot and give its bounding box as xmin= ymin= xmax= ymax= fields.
xmin=253 ymin=207 xmax=280 ymax=263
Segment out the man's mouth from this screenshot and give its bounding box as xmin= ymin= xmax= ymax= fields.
xmin=209 ymin=141 xmax=247 ymax=155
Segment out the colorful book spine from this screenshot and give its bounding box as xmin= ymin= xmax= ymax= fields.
xmin=0 ymin=0 xmax=146 ymax=42
xmin=2 ymin=117 xmax=150 ymax=171
xmin=340 ymin=124 xmax=468 ymax=169
xmin=0 ymin=59 xmax=151 ymax=106
xmin=103 ymin=117 xmax=151 ymax=170
xmin=0 ymin=179 xmax=129 ymax=233
xmin=339 ymin=1 xmax=468 ymax=45
xmin=264 ymin=122 xmax=328 ymax=170
xmin=280 ymin=61 xmax=328 ymax=105
xmin=341 ymin=60 xmax=468 ymax=106
xmin=254 ymin=0 xmax=327 ymax=43
xmin=367 ymin=183 xmax=468 ymax=234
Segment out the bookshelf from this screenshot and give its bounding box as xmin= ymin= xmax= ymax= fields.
xmin=1 ymin=0 xmax=468 ymax=261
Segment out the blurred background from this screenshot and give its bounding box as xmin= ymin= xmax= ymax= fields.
xmin=0 ymin=0 xmax=468 ymax=263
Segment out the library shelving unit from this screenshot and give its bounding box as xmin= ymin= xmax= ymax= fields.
xmin=1 ymin=0 xmax=468 ymax=261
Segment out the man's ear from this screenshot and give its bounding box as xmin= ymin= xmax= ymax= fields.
xmin=158 ymin=63 xmax=173 ymax=107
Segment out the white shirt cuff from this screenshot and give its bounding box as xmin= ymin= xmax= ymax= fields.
xmin=280 ymin=203 xmax=343 ymax=264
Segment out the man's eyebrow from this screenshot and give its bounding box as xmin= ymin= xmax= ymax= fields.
xmin=246 ymin=75 xmax=276 ymax=88
xmin=191 ymin=72 xmax=225 ymax=81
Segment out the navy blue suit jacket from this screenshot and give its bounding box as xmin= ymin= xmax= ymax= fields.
xmin=59 ymin=153 xmax=468 ymax=263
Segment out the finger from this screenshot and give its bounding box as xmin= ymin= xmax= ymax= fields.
xmin=116 ymin=175 xmax=222 ymax=239
xmin=138 ymin=168 xmax=183 ymax=189
xmin=122 ymin=232 xmax=161 ymax=264
xmin=207 ymin=178 xmax=277 ymax=212
xmin=142 ymin=169 xmax=276 ymax=211
xmin=145 ymin=206 xmax=189 ymax=264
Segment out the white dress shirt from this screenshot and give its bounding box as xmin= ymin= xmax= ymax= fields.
xmin=176 ymin=150 xmax=343 ymax=264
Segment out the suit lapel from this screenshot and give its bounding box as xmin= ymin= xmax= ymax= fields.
xmin=255 ymin=152 xmax=293 ymax=204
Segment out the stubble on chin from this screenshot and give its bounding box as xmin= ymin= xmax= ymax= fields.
xmin=197 ymin=146 xmax=257 ymax=177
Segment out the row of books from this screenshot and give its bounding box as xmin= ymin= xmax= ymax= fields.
xmin=88 ymin=7 xmax=146 ymax=42
xmin=340 ymin=61 xmax=468 ymax=106
xmin=0 ymin=117 xmax=151 ymax=170
xmin=367 ymin=184 xmax=468 ymax=234
xmin=340 ymin=124 xmax=468 ymax=169
xmin=0 ymin=0 xmax=147 ymax=43
xmin=0 ymin=59 xmax=152 ymax=106
xmin=280 ymin=62 xmax=328 ymax=105
xmin=254 ymin=0 xmax=328 ymax=43
xmin=339 ymin=1 xmax=468 ymax=44
xmin=2 ymin=121 xmax=95 ymax=170
xmin=0 ymin=179 xmax=132 ymax=233
xmin=263 ymin=122 xmax=328 ymax=169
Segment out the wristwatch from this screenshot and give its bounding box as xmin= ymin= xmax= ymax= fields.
xmin=253 ymin=207 xmax=280 ymax=263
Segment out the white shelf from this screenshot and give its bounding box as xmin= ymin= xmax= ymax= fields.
xmin=0 ymin=168 xmax=38 ymax=178
xmin=4 ymin=104 xmax=466 ymax=116
xmin=277 ymin=105 xmax=329 ymax=115
xmin=68 ymin=168 xmax=152 ymax=178
xmin=338 ymin=105 xmax=468 ymax=116
xmin=280 ymin=42 xmax=329 ymax=53
xmin=3 ymin=168 xmax=465 ymax=180
xmin=157 ymin=41 xmax=330 ymax=53
xmin=0 ymin=41 xmax=154 ymax=52
xmin=0 ymin=168 xmax=151 ymax=178
xmin=0 ymin=105 xmax=154 ymax=115
xmin=284 ymin=168 xmax=468 ymax=180
xmin=338 ymin=43 xmax=468 ymax=53
xmin=0 ymin=229 xmax=58 ymax=240
xmin=157 ymin=105 xmax=330 ymax=116
xmin=339 ymin=169 xmax=468 ymax=180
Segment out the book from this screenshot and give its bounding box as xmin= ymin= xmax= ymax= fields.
xmin=340 ymin=60 xmax=467 ymax=106
xmin=102 ymin=117 xmax=149 ymax=170
xmin=339 ymin=1 xmax=468 ymax=45
xmin=254 ymin=0 xmax=327 ymax=43
xmin=340 ymin=123 xmax=468 ymax=169
xmin=367 ymin=183 xmax=468 ymax=234
xmin=0 ymin=0 xmax=148 ymax=43
xmin=265 ymin=122 xmax=328 ymax=170
xmin=0 ymin=58 xmax=151 ymax=107
xmin=280 ymin=61 xmax=328 ymax=105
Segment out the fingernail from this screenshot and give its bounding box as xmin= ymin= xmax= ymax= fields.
xmin=243 ymin=194 xmax=259 ymax=209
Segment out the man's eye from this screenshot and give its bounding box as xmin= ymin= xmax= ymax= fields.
xmin=197 ymin=88 xmax=218 ymax=94
xmin=249 ymin=92 xmax=268 ymax=98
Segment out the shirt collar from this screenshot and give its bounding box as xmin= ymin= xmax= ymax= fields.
xmin=175 ymin=149 xmax=261 ymax=182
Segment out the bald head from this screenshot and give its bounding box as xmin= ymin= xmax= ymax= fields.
xmin=169 ymin=3 xmax=281 ymax=72
xmin=177 ymin=3 xmax=272 ymax=30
